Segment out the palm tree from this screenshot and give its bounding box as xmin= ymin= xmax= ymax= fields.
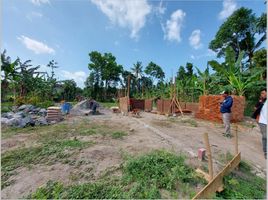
xmin=131 ymin=61 xmax=143 ymax=94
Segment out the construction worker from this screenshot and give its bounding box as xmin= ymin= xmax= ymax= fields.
xmin=258 ymin=89 xmax=267 ymax=159
xmin=220 ymin=91 xmax=233 ymax=138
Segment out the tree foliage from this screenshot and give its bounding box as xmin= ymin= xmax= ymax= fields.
xmin=209 ymin=7 xmax=266 ymax=68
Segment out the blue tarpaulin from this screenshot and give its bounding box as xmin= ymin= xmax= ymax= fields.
xmin=61 ymin=102 xmax=71 ymax=114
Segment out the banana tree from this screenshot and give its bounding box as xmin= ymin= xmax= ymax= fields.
xmin=208 ymin=46 xmax=264 ymax=96
xmin=195 ymin=66 xmax=210 ymax=95
xmin=1 ymin=50 xmax=19 ymax=101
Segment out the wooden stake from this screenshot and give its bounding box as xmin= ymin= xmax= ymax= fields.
xmin=203 ymin=132 xmax=213 ymax=181
xmin=234 ymin=125 xmax=238 ymax=154
xmin=127 ymin=75 xmax=130 ymax=98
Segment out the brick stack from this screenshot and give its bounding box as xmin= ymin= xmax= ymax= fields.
xmin=46 ymin=107 xmax=63 ymax=122
xmin=195 ymin=95 xmax=245 ymax=123
xmin=144 ymin=99 xmax=153 ymax=112
xmin=185 ymin=102 xmax=199 ymax=113
xmin=231 ymin=96 xmax=246 ymax=122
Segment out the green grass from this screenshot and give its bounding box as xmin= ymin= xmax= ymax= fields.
xmin=1 ymin=138 xmax=94 ymax=189
xmin=215 ymin=154 xmax=266 ymax=199
xmin=1 ymin=101 xmax=14 ymax=113
xmin=111 ymin=131 xmax=128 ymax=139
xmin=28 ymin=150 xmax=206 ymax=199
xmin=99 ymin=101 xmax=118 ymax=108
xmin=180 ymin=118 xmax=198 ymax=127
xmin=216 ymin=171 xmax=266 ymax=199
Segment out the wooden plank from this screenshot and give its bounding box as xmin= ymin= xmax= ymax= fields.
xmin=192 ymin=152 xmax=241 ymax=199
xmin=195 ymin=168 xmax=210 ymax=182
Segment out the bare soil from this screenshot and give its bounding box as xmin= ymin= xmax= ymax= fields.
xmin=1 ymin=108 xmax=266 ymax=199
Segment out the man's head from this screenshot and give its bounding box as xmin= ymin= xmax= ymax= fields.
xmin=221 ymin=91 xmax=229 ymax=98
xmin=260 ymin=89 xmax=267 ymax=100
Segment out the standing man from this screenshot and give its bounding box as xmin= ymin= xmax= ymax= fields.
xmin=220 ymin=91 xmax=233 ymax=138
xmin=258 ymin=89 xmax=267 ymax=159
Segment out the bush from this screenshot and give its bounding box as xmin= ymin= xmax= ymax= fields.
xmin=36 ymin=101 xmax=54 ymax=108
xmin=14 ymin=96 xmax=27 ymax=106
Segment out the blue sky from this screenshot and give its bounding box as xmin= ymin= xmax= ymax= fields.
xmin=2 ymin=0 xmax=266 ymax=88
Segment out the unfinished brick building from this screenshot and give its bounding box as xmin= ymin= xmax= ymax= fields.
xmin=195 ymin=95 xmax=245 ymax=123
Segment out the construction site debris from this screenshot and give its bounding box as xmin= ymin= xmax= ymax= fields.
xmin=70 ymin=99 xmax=101 ymax=116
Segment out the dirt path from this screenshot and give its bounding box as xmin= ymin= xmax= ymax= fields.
xmin=1 ymin=109 xmax=266 ymax=199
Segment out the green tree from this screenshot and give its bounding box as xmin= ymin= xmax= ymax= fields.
xmin=208 ymin=47 xmax=264 ymax=96
xmin=131 ymin=61 xmax=143 ymax=94
xmin=47 ymin=60 xmax=59 ymax=80
xmin=61 ymin=80 xmax=77 ymax=101
xmin=195 ymin=66 xmax=210 ymax=95
xmin=88 ymin=51 xmax=122 ymax=100
xmin=176 ymin=66 xmax=186 ymax=81
xmin=185 ymin=62 xmax=193 ymax=77
xmin=1 ymin=50 xmax=19 ymax=101
xmin=252 ymin=48 xmax=267 ymax=80
xmin=144 ymin=62 xmax=165 ymax=84
xmin=209 ymin=8 xmax=266 ymax=68
xmin=17 ymin=59 xmax=42 ymax=97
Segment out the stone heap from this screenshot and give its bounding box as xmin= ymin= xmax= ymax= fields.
xmin=1 ymin=104 xmax=48 ymax=128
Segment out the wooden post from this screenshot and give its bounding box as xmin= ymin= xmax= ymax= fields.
xmin=127 ymin=75 xmax=130 ymax=98
xmin=234 ymin=125 xmax=238 ymax=154
xmin=203 ymin=132 xmax=213 ymax=181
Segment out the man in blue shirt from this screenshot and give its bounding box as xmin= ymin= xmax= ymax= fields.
xmin=220 ymin=91 xmax=233 ymax=138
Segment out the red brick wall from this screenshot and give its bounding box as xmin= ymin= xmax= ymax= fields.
xmin=144 ymin=99 xmax=153 ymax=112
xmin=185 ymin=102 xmax=199 ymax=113
xmin=195 ymin=95 xmax=245 ymax=123
xmin=130 ymin=99 xmax=145 ymax=110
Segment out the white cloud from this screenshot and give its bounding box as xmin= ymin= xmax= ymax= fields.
xmin=190 ymin=49 xmax=216 ymax=60
xmin=30 ymin=0 xmax=50 ymax=6
xmin=17 ymin=35 xmax=55 ymax=54
xmin=163 ymin=9 xmax=186 ymax=43
xmin=26 ymin=11 xmax=43 ymax=21
xmin=91 ymin=0 xmax=151 ymax=39
xmin=155 ymin=0 xmax=166 ymax=15
xmin=61 ymin=70 xmax=87 ymax=88
xmin=219 ymin=0 xmax=237 ymax=20
xmin=189 ymin=29 xmax=202 ymax=49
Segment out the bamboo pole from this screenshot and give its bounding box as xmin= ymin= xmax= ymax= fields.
xmin=203 ymin=132 xmax=213 ymax=181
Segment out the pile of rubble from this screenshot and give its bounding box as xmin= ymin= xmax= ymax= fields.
xmin=1 ymin=104 xmax=49 ymax=128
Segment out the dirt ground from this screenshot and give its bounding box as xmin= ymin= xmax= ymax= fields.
xmin=1 ymin=108 xmax=267 ymax=199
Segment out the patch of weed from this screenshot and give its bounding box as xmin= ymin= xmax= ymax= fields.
xmin=111 ymin=131 xmax=127 ymax=139
xmin=180 ymin=118 xmax=198 ymax=127
xmin=99 ymin=102 xmax=117 ymax=108
xmin=28 ymin=150 xmax=206 ymax=199
xmin=216 ymin=171 xmax=266 ymax=199
xmin=2 ymin=126 xmax=48 ymax=139
xmin=1 ymin=139 xmax=93 ymax=189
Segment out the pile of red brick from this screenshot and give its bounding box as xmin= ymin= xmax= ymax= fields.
xmin=195 ymin=95 xmax=245 ymax=123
